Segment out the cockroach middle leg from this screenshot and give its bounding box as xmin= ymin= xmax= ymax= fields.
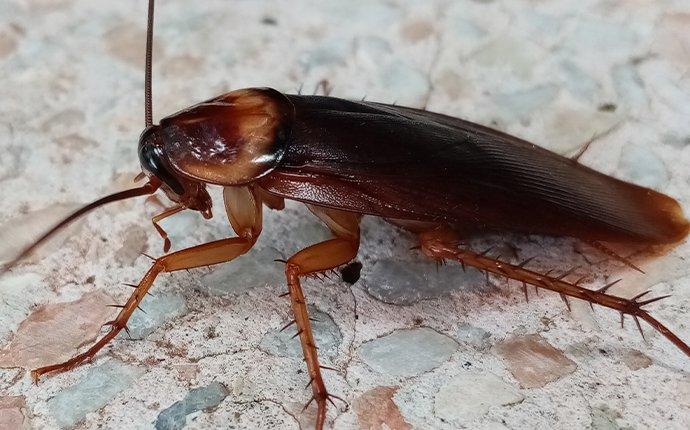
xmin=152 ymin=204 xmax=184 ymax=252
xmin=283 ymin=205 xmax=360 ymax=429
xmin=418 ymin=231 xmax=690 ymax=358
xmin=31 ymin=186 xmax=263 ymax=381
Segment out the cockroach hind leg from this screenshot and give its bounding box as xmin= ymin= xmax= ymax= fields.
xmin=419 ymin=236 xmax=690 ymax=358
xmin=587 ymin=241 xmax=645 ymax=274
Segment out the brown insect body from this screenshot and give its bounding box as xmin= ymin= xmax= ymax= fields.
xmin=4 ymin=2 xmax=690 ymax=429
xmin=151 ymin=87 xmax=688 ymax=245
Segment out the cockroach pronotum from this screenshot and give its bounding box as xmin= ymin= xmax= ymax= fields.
xmin=2 ymin=1 xmax=689 ymax=428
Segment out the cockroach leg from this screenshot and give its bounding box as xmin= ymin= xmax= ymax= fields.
xmin=31 ymin=186 xmax=263 ymax=382
xmin=313 ymin=79 xmax=333 ymax=96
xmin=284 ymin=206 xmax=360 ymax=429
xmin=587 ymin=240 xmax=644 ymax=273
xmin=569 ymin=133 xmax=596 ymax=161
xmin=151 ymin=204 xmax=185 ymax=252
xmin=419 ymin=232 xmax=690 ymax=358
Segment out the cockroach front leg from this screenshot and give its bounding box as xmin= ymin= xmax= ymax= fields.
xmin=284 ymin=205 xmax=360 ymax=430
xmin=418 ymin=230 xmax=690 ymax=357
xmin=151 ymin=204 xmax=184 ymax=252
xmin=31 ymin=186 xmax=263 ymax=381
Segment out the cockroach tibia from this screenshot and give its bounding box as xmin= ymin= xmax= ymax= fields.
xmin=2 ymin=1 xmax=689 ymax=429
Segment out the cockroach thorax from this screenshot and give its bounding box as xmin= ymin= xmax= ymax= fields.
xmin=158 ymin=87 xmax=295 ymax=186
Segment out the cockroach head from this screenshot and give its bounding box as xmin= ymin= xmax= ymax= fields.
xmin=138 ymin=125 xmax=213 ymax=218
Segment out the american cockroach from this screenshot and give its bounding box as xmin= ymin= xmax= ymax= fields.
xmin=2 ymin=1 xmax=689 ymax=428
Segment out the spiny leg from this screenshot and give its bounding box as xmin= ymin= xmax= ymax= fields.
xmin=32 ymin=185 xmax=263 ymax=381
xmin=586 ymin=240 xmax=644 ymax=273
xmin=284 ymin=205 xmax=360 ymax=430
xmin=152 ymin=204 xmax=184 ymax=252
xmin=419 ymin=231 xmax=690 ymax=357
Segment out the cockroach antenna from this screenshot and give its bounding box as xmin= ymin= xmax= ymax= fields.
xmin=144 ymin=0 xmax=155 ymax=127
xmin=0 ymin=179 xmax=161 ymax=276
xmin=0 ymin=0 xmax=162 ymax=277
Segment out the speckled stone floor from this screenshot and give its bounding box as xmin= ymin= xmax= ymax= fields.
xmin=1 ymin=1 xmax=690 ymax=429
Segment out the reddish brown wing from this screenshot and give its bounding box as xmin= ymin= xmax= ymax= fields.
xmin=258 ymin=94 xmax=689 ymax=245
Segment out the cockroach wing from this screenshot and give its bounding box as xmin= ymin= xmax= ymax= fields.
xmin=259 ymin=95 xmax=689 ymax=245
xmin=160 ymin=88 xmax=294 ymax=185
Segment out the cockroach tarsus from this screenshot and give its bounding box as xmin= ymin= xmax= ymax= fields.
xmin=2 ymin=1 xmax=690 ymax=429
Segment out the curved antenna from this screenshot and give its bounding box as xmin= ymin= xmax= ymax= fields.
xmin=144 ymin=0 xmax=155 ymax=127
xmin=0 ymin=180 xmax=161 ymax=277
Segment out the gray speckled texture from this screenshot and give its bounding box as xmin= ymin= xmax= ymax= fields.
xmin=1 ymin=1 xmax=690 ymax=429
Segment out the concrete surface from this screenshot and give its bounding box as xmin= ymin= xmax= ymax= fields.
xmin=1 ymin=0 xmax=689 ymax=429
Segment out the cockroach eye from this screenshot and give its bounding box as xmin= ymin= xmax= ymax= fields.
xmin=138 ymin=126 xmax=185 ymax=195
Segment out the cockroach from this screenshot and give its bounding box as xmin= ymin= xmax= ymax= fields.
xmin=2 ymin=1 xmax=689 ymax=428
